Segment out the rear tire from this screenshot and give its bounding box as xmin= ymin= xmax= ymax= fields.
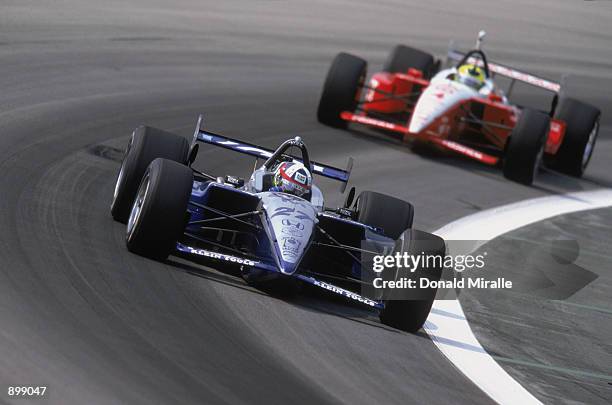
xmin=503 ymin=108 xmax=550 ymax=185
xmin=317 ymin=52 xmax=367 ymax=128
xmin=383 ymin=45 xmax=436 ymax=79
xmin=126 ymin=158 xmax=193 ymax=260
xmin=111 ymin=126 xmax=190 ymax=223
xmin=549 ymin=98 xmax=601 ymax=177
xmin=379 ymin=230 xmax=445 ymax=333
xmin=356 ymin=191 xmax=413 ymax=240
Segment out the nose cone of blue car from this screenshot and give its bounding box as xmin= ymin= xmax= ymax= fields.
xmin=260 ymin=191 xmax=317 ymax=275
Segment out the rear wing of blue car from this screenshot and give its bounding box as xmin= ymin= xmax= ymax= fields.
xmin=190 ymin=115 xmax=353 ymax=189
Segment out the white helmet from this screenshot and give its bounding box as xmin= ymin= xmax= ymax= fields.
xmin=272 ymin=161 xmax=312 ymax=197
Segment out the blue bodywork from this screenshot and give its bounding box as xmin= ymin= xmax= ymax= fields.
xmin=175 ymin=118 xmax=393 ymax=310
xmin=178 ymin=179 xmax=392 ymax=310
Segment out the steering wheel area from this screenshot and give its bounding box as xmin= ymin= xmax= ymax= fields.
xmin=456 ymin=49 xmax=491 ymax=78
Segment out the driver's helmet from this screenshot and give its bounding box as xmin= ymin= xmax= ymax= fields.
xmin=271 ymin=161 xmax=312 ymax=197
xmin=456 ymin=64 xmax=485 ymax=90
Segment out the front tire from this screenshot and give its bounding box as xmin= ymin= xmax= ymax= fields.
xmin=126 ymin=158 xmax=193 ymax=260
xmin=356 ymin=191 xmax=413 ymax=239
xmin=317 ymin=52 xmax=367 ymax=129
xmin=503 ymin=108 xmax=550 ymax=185
xmin=111 ymin=126 xmax=190 ymax=223
xmin=379 ymin=230 xmax=445 ymax=333
xmin=549 ymin=98 xmax=601 ymax=177
xmin=356 ymin=192 xmax=442 ymax=333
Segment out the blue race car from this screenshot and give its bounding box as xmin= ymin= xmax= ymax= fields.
xmin=110 ymin=115 xmax=445 ymax=332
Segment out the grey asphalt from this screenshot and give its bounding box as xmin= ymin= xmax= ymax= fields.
xmin=0 ymin=1 xmax=611 ymax=404
xmin=462 ymin=207 xmax=612 ymax=404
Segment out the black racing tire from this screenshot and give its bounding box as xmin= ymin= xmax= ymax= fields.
xmin=126 ymin=158 xmax=193 ymax=260
xmin=380 ymin=300 xmax=434 ymax=333
xmin=317 ymin=52 xmax=367 ymax=129
xmin=503 ymin=108 xmax=550 ymax=185
xmin=383 ymin=45 xmax=436 ymax=79
xmin=111 ymin=125 xmax=190 ymax=223
xmin=549 ymin=98 xmax=601 ymax=177
xmin=379 ymin=230 xmax=445 ymax=333
xmin=356 ymin=191 xmax=414 ymax=240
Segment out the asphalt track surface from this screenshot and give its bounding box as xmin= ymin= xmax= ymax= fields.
xmin=463 ymin=207 xmax=612 ymax=404
xmin=1 ymin=1 xmax=611 ymax=404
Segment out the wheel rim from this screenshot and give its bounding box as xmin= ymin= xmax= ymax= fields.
xmin=127 ymin=173 xmax=150 ymax=241
xmin=112 ymin=134 xmax=134 ymax=204
xmin=582 ymin=120 xmax=599 ymax=169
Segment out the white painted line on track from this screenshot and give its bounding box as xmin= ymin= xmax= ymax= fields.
xmin=425 ymin=188 xmax=612 ymax=405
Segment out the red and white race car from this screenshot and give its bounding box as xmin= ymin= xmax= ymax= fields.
xmin=317 ymin=32 xmax=601 ymax=185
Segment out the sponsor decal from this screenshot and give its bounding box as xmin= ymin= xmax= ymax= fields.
xmin=294 ymin=171 xmax=307 ymax=185
xmin=281 ymin=218 xmax=305 ymax=237
xmin=281 ymin=227 xmax=304 ymax=237
xmin=281 ymin=218 xmax=305 ymax=230
xmin=284 ymin=163 xmax=300 ymax=176
xmin=312 ymin=279 xmax=379 ymax=307
xmin=350 ymin=115 xmax=398 ymax=130
xmin=281 ymin=237 xmax=301 ymax=259
xmin=179 ymin=245 xmax=257 ymax=266
xmin=441 ymin=140 xmax=483 ymax=159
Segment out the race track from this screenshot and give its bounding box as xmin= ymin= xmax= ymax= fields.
xmin=1 ymin=1 xmax=611 ymax=404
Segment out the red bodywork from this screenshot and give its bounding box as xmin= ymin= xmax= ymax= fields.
xmin=340 ymin=69 xmax=566 ymax=166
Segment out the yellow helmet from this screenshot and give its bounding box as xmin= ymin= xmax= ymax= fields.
xmin=457 ymin=64 xmax=485 ymax=89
